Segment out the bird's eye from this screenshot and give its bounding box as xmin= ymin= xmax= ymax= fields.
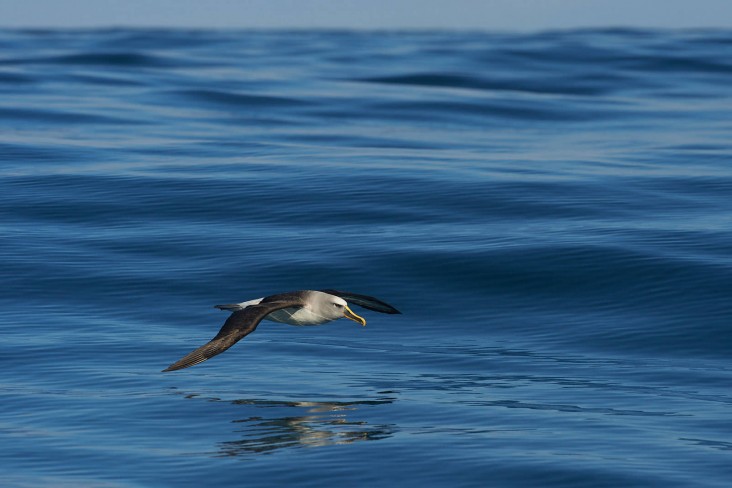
xmin=333 ymin=303 xmax=343 ymax=308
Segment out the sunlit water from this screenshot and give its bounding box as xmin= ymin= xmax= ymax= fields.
xmin=1 ymin=29 xmax=732 ymax=487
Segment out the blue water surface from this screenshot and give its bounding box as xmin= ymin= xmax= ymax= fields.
xmin=1 ymin=28 xmax=732 ymax=487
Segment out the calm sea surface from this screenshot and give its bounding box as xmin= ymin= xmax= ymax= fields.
xmin=1 ymin=29 xmax=732 ymax=487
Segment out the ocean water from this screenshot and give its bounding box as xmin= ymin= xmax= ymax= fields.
xmin=1 ymin=28 xmax=732 ymax=487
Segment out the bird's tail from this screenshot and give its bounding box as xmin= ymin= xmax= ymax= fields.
xmin=214 ymin=297 xmax=264 ymax=312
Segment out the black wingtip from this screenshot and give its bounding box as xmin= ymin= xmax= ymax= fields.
xmin=162 ymin=363 xmax=181 ymax=372
xmin=375 ymin=305 xmax=402 ymax=314
xmin=378 ymin=303 xmax=402 ymax=314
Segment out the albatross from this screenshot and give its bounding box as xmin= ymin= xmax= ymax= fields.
xmin=162 ymin=289 xmax=401 ymax=372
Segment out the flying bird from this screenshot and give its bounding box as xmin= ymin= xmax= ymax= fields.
xmin=163 ymin=289 xmax=401 ymax=372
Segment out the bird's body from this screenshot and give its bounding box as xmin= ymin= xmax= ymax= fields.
xmin=163 ymin=289 xmax=400 ymax=372
xmin=215 ymin=293 xmax=338 ymax=326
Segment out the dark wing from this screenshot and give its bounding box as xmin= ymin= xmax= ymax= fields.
xmin=162 ymin=299 xmax=304 ymax=372
xmin=320 ymin=289 xmax=401 ymax=314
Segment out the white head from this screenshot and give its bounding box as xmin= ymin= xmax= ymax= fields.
xmin=309 ymin=291 xmax=366 ymax=325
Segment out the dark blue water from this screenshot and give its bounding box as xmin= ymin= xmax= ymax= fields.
xmin=2 ymin=28 xmax=732 ymax=487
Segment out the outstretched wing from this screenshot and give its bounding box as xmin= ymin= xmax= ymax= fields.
xmin=163 ymin=299 xmax=304 ymax=372
xmin=320 ymin=289 xmax=401 ymax=314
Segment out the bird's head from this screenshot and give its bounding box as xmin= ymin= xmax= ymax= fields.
xmin=313 ymin=292 xmax=366 ymax=325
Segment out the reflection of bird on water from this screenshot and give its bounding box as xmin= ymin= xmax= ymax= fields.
xmin=216 ymin=398 xmax=397 ymax=455
xmin=163 ymin=290 xmax=401 ymax=372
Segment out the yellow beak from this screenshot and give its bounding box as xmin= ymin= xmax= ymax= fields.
xmin=344 ymin=305 xmax=366 ymax=326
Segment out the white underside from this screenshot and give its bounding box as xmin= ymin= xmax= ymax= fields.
xmin=233 ymin=298 xmax=336 ymax=326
